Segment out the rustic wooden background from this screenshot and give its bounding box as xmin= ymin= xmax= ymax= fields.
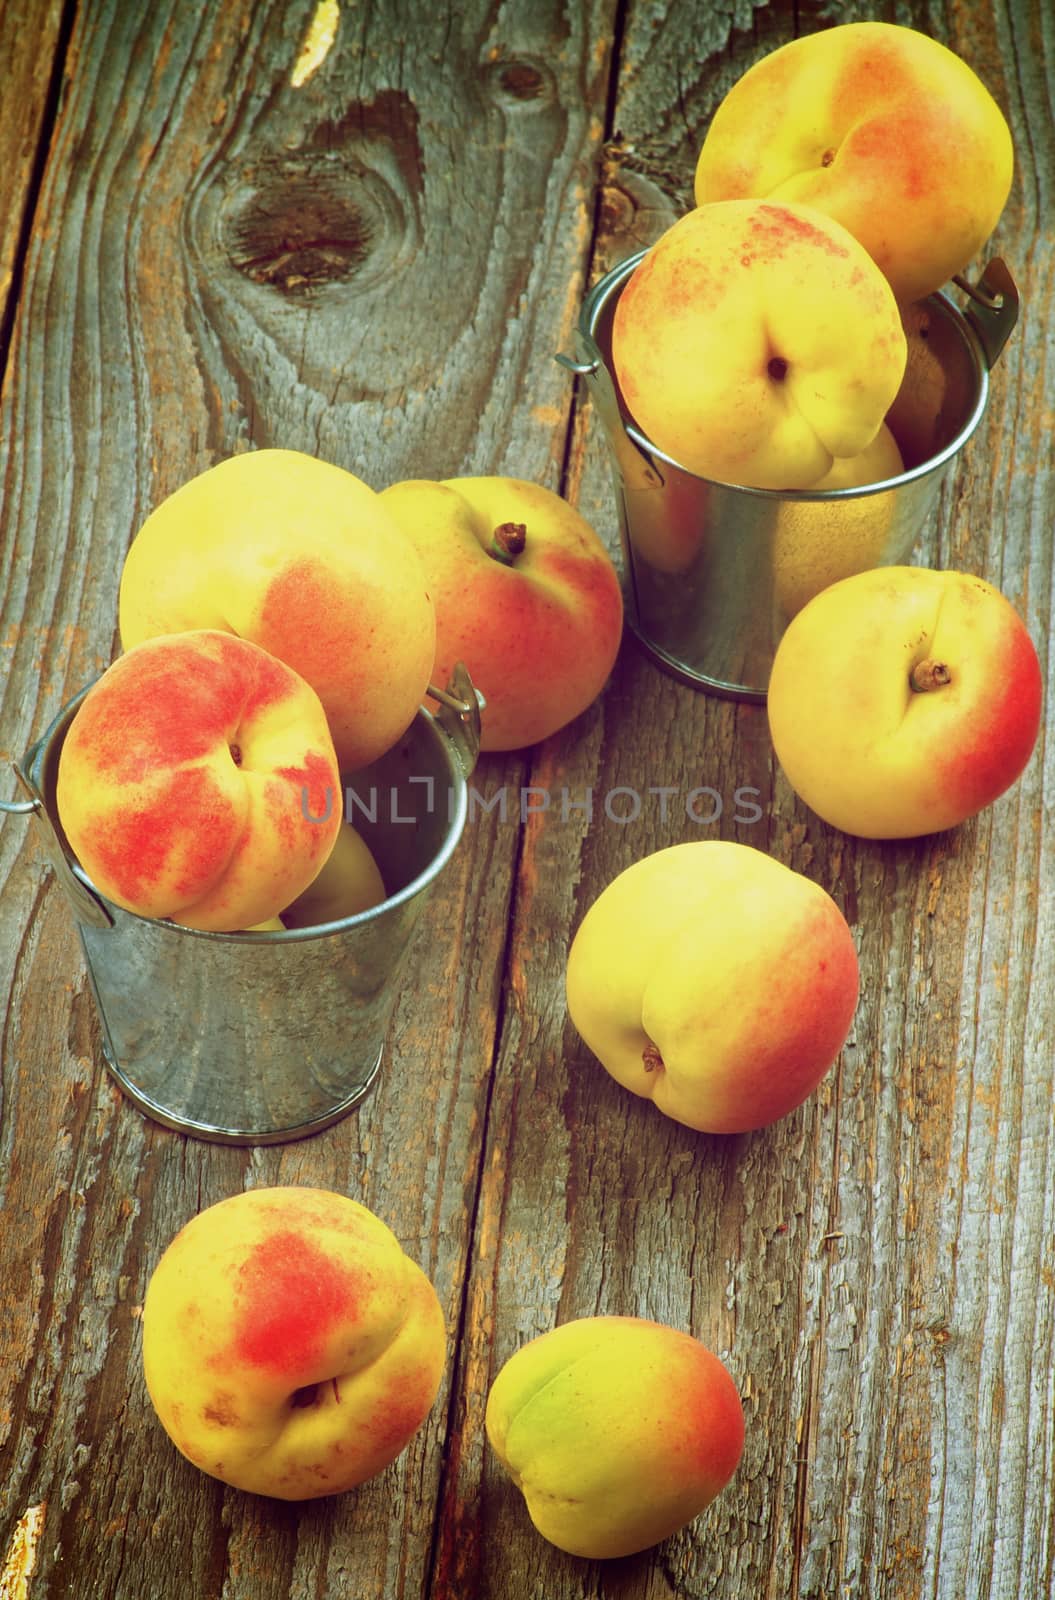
xmin=1 ymin=1 xmax=1052 ymax=1596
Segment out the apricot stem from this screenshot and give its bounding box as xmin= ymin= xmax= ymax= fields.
xmin=229 ymin=743 xmax=243 ymax=766
xmin=642 ymin=1043 xmax=664 ymax=1073
xmin=910 ymin=659 xmax=952 ymax=692
xmin=489 ymin=521 xmax=527 ymax=564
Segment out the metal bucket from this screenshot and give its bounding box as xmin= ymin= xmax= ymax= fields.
xmin=559 ymin=254 xmax=1019 ymax=700
xmin=3 ymin=668 xmax=481 ymax=1145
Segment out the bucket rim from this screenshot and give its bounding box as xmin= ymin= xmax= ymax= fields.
xmin=578 ymin=246 xmax=994 ymax=502
xmin=22 ymin=684 xmax=470 ymax=943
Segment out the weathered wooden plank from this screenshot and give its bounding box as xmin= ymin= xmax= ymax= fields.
xmin=3 ymin=0 xmax=1053 ymax=1596
xmin=0 ymin=0 xmax=67 ymax=351
xmin=433 ymin=2 xmax=1055 ymax=1598
xmin=0 ymin=0 xmax=618 ymax=1595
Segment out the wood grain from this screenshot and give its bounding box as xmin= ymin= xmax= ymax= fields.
xmin=1 ymin=1 xmax=1052 ymax=1597
xmin=436 ymin=3 xmax=1055 ymax=1599
xmin=0 ymin=0 xmax=68 ymax=355
xmin=0 ymin=0 xmax=615 ymax=1594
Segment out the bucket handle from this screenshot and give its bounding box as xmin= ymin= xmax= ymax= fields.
xmin=555 ymin=343 xmax=665 ymax=494
xmin=426 ymin=661 xmax=483 ymax=780
xmin=1 ymin=757 xmax=115 ymax=928
xmin=557 ymin=255 xmax=1020 ymax=475
xmin=952 ymin=257 xmax=1018 ymax=369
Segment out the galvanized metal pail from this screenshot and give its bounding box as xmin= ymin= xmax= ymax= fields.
xmin=559 ymin=253 xmax=1019 ymax=700
xmin=3 ymin=668 xmax=481 ymax=1145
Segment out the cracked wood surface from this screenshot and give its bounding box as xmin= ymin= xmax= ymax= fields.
xmin=1 ymin=2 xmax=1052 ymax=1597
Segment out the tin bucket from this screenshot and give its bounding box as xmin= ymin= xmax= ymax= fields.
xmin=2 ymin=667 xmax=481 ymax=1145
xmin=559 ymin=253 xmax=1019 ymax=700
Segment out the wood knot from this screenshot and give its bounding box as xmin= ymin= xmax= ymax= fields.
xmin=227 ymin=176 xmax=373 ymax=292
xmin=498 ymin=62 xmax=545 ymax=98
xmin=484 ymin=56 xmax=553 ymax=108
xmin=599 ymin=184 xmax=636 ymax=235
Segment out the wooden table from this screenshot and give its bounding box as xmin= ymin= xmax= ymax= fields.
xmin=1 ymin=2 xmax=1051 ymax=1596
